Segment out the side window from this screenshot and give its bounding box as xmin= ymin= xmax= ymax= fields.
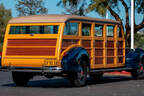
xmin=95 ymin=25 xmax=103 ymax=37
xmin=29 ymin=26 xmax=40 ymax=34
xmin=9 ymin=25 xmax=59 ymax=34
xmin=117 ymin=26 xmax=122 ymax=37
xmin=107 ymin=25 xmax=114 ymax=37
xmin=10 ymin=26 xmax=26 ymax=34
xmin=82 ymin=23 xmax=91 ymax=36
xmin=44 ymin=26 xmax=59 ymax=34
xmin=63 ymin=22 xmax=79 ymax=35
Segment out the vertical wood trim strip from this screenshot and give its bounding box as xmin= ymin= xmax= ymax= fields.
xmin=79 ymin=22 xmax=82 ymax=45
xmin=114 ymin=25 xmax=118 ymax=66
xmin=91 ymin=23 xmax=95 ymax=68
xmin=57 ymin=23 xmax=65 ymax=66
xmin=103 ymin=25 xmax=107 ymax=68
xmin=2 ymin=24 xmax=10 ymax=65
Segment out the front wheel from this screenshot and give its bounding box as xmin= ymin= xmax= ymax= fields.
xmin=68 ymin=58 xmax=88 ymax=87
xmin=131 ymin=56 xmax=144 ymax=79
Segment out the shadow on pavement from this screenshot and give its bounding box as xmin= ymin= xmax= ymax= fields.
xmin=2 ymin=74 xmax=133 ymax=88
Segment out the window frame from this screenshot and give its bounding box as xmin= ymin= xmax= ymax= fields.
xmin=117 ymin=25 xmax=123 ymax=38
xmin=106 ymin=25 xmax=115 ymax=38
xmin=63 ymin=21 xmax=80 ymax=36
xmin=94 ymin=24 xmax=104 ymax=37
xmin=8 ymin=23 xmax=61 ymax=35
xmin=81 ymin=22 xmax=92 ymax=37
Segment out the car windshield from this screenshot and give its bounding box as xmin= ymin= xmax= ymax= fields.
xmin=9 ymin=25 xmax=59 ymax=34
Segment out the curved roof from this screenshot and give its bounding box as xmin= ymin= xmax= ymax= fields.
xmin=8 ymin=14 xmax=120 ymax=24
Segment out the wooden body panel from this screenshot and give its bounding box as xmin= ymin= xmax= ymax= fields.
xmin=6 ymin=48 xmax=55 ymax=56
xmin=2 ymin=19 xmax=125 ymax=69
xmin=2 ymin=23 xmax=62 ymax=67
xmin=6 ymin=39 xmax=56 ymax=56
xmin=59 ymin=22 xmax=125 ymax=69
xmin=8 ymin=39 xmax=57 ymax=46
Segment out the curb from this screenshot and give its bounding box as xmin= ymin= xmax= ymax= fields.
xmin=107 ymin=71 xmax=130 ymax=76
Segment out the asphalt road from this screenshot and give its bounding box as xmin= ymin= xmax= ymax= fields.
xmin=0 ymin=72 xmax=144 ymax=96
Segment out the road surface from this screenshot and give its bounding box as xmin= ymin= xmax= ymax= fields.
xmin=0 ymin=72 xmax=144 ymax=96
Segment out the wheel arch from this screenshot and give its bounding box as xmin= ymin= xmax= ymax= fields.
xmin=61 ymin=46 xmax=90 ymax=72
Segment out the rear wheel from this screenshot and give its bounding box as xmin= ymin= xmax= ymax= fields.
xmin=131 ymin=56 xmax=144 ymax=79
xmin=12 ymin=72 xmax=33 ymax=86
xmin=68 ymin=58 xmax=88 ymax=87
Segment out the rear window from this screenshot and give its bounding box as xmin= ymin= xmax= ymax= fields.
xmin=9 ymin=25 xmax=59 ymax=34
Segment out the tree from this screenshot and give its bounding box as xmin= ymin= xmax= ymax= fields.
xmin=15 ymin=0 xmax=48 ymax=16
xmin=87 ymin=0 xmax=144 ymax=47
xmin=87 ymin=0 xmax=131 ymax=46
xmin=57 ymin=0 xmax=87 ymax=16
xmin=0 ymin=3 xmax=12 ymax=44
xmin=58 ymin=0 xmax=144 ymax=47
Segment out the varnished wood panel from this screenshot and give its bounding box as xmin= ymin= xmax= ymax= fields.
xmin=82 ymin=40 xmax=91 ymax=47
xmin=107 ymin=57 xmax=114 ymax=64
xmin=95 ymin=40 xmax=103 ymax=47
xmin=118 ymin=57 xmax=123 ymax=63
xmin=95 ymin=58 xmax=103 ymax=64
xmin=118 ymin=49 xmax=123 ymax=56
xmin=107 ymin=49 xmax=114 ymax=56
xmin=8 ymin=39 xmax=57 ymax=46
xmin=118 ymin=41 xmax=123 ymax=48
xmin=62 ymin=39 xmax=79 ymax=47
xmin=95 ymin=49 xmax=103 ymax=56
xmin=6 ymin=48 xmax=55 ymax=56
xmin=107 ymin=41 xmax=114 ymax=48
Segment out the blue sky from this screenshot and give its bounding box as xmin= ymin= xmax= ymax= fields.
xmin=0 ymin=0 xmax=143 ymax=25
xmin=0 ymin=0 xmax=113 ymax=18
xmin=0 ymin=0 xmax=101 ymax=18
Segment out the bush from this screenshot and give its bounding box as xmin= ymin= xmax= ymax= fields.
xmin=0 ymin=44 xmax=2 ymax=52
xmin=134 ymin=33 xmax=144 ymax=49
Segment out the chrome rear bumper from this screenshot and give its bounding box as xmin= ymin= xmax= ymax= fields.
xmin=0 ymin=66 xmax=62 ymax=73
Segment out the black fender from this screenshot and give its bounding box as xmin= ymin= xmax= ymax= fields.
xmin=61 ymin=47 xmax=90 ymax=73
xmin=125 ymin=48 xmax=144 ymax=69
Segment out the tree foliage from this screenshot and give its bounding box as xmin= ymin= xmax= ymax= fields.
xmin=58 ymin=0 xmax=144 ymax=47
xmin=57 ymin=0 xmax=87 ymax=16
xmin=0 ymin=3 xmax=12 ymax=44
xmin=134 ymin=33 xmax=144 ymax=48
xmin=136 ymin=0 xmax=144 ymax=14
xmin=16 ymin=0 xmax=48 ymax=16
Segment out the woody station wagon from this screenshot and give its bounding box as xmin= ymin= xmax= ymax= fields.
xmin=0 ymin=15 xmax=144 ymax=87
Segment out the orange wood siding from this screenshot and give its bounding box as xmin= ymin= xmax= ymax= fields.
xmin=6 ymin=39 xmax=57 ymax=56
xmin=62 ymin=39 xmax=79 ymax=47
xmin=118 ymin=57 xmax=123 ymax=63
xmin=95 ymin=40 xmax=103 ymax=47
xmin=6 ymin=48 xmax=55 ymax=56
xmin=107 ymin=49 xmax=114 ymax=56
xmin=107 ymin=41 xmax=114 ymax=48
xmin=95 ymin=58 xmax=103 ymax=64
xmin=95 ymin=49 xmax=103 ymax=56
xmin=107 ymin=57 xmax=114 ymax=64
xmin=61 ymin=39 xmax=79 ymax=54
xmin=8 ymin=39 xmax=57 ymax=46
xmin=82 ymin=40 xmax=91 ymax=47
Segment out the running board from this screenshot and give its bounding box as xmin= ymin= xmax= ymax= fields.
xmin=90 ymin=67 xmax=134 ymax=73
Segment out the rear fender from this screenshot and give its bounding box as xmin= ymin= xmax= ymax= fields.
xmin=61 ymin=47 xmax=90 ymax=72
